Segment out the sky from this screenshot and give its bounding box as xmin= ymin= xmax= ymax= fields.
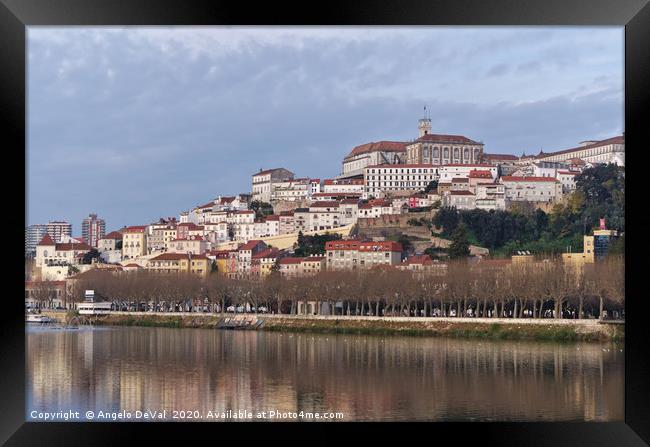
xmin=27 ymin=26 xmax=624 ymax=232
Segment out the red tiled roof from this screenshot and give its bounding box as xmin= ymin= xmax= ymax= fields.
xmin=252 ymin=248 xmax=280 ymax=259
xmin=302 ymin=256 xmax=325 ymax=262
xmin=536 ymin=136 xmax=623 ymax=159
xmin=280 ymin=211 xmax=295 ymax=216
xmin=501 ymin=176 xmax=559 ymax=182
xmin=265 ymin=215 xmax=280 ymax=221
xmin=195 ymin=201 xmax=215 ymax=210
xmin=124 ymin=263 xmax=142 ymax=268
xmin=310 ymin=179 xmax=321 ymax=183
xmin=469 ymin=170 xmax=493 ymax=178
xmin=56 ymin=242 xmax=92 ymax=251
xmin=102 ymin=231 xmax=123 ymax=240
xmin=346 ymin=141 xmax=407 ymax=159
xmin=340 ymin=199 xmax=360 ymax=205
xmin=449 ymin=190 xmax=475 ymax=196
xmin=252 ymin=168 xmax=293 ymax=177
xmin=451 ymin=177 xmax=469 ymax=183
xmin=310 ymin=201 xmax=340 ymax=208
xmin=557 ymin=170 xmax=578 ymax=175
xmin=123 ymin=226 xmax=147 ymax=232
xmin=177 ymin=222 xmax=202 ymax=229
xmin=483 ymin=153 xmax=519 ymax=161
xmin=150 ymin=253 xmax=208 ymax=261
xmin=239 ymin=240 xmax=265 ymax=251
xmin=279 ymin=257 xmax=304 ymax=265
xmin=218 ymin=196 xmax=235 ymax=204
xmin=37 ymin=234 xmax=56 ymax=246
xmin=413 ymin=134 xmax=481 ymax=145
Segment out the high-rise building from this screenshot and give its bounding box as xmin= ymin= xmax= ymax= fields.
xmin=82 ymin=214 xmax=106 ymax=248
xmin=45 ymin=221 xmax=72 ymax=243
xmin=25 ymin=224 xmax=48 ymax=257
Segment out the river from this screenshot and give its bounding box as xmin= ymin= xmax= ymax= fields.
xmin=26 ymin=326 xmax=623 ymax=421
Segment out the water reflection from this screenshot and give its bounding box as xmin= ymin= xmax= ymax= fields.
xmin=27 ymin=326 xmax=623 ymax=421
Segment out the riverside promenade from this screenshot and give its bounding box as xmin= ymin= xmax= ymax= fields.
xmin=40 ymin=310 xmax=624 ymax=341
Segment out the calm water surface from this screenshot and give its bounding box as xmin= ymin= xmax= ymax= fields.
xmin=27 ymin=326 xmax=623 ymax=421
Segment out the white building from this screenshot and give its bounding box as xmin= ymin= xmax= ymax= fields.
xmin=363 ymin=164 xmax=438 ymax=199
xmin=405 ymin=117 xmax=484 ymax=165
xmin=556 ymin=170 xmax=579 ymax=194
xmin=270 ymin=178 xmax=310 ymax=202
xmin=252 ymin=168 xmax=294 ymax=203
xmin=442 ymin=190 xmax=476 ymax=210
xmin=438 ymin=164 xmax=498 ymax=183
xmin=341 ymin=141 xmax=407 ymax=178
xmin=500 ymin=176 xmax=562 ymax=203
xmin=308 ymin=202 xmax=341 ymax=231
xmin=323 ymin=178 xmax=365 ymax=194
xmin=535 ymin=135 xmax=624 ymax=166
xmin=475 ymin=183 xmax=506 ymax=210
xmin=325 ymin=240 xmax=403 ymax=271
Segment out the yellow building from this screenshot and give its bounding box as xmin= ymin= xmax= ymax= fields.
xmin=561 ymin=235 xmax=595 ymax=268
xmin=121 ymin=226 xmax=148 ymax=260
xmin=147 ymin=253 xmax=210 ymax=277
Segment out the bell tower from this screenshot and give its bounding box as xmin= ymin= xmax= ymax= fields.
xmin=418 ymin=105 xmax=432 ymax=137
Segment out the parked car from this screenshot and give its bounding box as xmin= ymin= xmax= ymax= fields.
xmin=258 ymin=306 xmax=268 ymax=313
xmin=226 ymin=305 xmax=235 ymax=313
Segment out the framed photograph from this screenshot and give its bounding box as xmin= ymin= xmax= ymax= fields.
xmin=3 ymin=0 xmax=649 ymax=445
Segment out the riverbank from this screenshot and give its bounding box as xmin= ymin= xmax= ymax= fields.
xmin=41 ymin=311 xmax=624 ymax=342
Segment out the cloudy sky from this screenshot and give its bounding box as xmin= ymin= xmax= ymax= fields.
xmin=27 ymin=26 xmax=623 ymax=232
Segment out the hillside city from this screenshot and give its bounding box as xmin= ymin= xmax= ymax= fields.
xmin=25 ymin=115 xmax=625 ymax=312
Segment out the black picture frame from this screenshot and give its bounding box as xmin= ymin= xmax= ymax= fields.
xmin=3 ymin=0 xmax=648 ymax=445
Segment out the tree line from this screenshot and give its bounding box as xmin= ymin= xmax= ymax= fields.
xmin=56 ymin=256 xmax=624 ymax=320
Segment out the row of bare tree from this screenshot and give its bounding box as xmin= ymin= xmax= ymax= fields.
xmin=54 ymin=256 xmax=624 ymax=320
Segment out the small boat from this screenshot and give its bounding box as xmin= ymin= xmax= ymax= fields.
xmin=26 ymin=313 xmax=55 ymax=324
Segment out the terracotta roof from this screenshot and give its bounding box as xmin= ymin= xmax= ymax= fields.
xmin=449 ymin=190 xmax=475 ymax=196
xmin=483 ymin=153 xmax=519 ymax=161
xmin=557 ymin=170 xmax=578 ymax=175
xmin=310 ymin=179 xmax=321 ymax=183
xmin=265 ymin=215 xmax=280 ymax=221
xmin=150 ymin=253 xmax=208 ymax=261
xmin=340 ymin=199 xmax=360 ymax=205
xmin=102 ymin=231 xmax=123 ymax=240
xmin=279 ymin=257 xmax=304 ymax=265
xmin=345 ymin=141 xmax=407 ymax=159
xmin=302 ymin=256 xmax=325 ymax=262
xmin=280 ymin=211 xmax=295 ymax=216
xmin=412 ymin=134 xmax=480 ymax=144
xmin=468 ymin=170 xmax=493 ymax=178
xmin=218 ymin=196 xmax=235 ymax=204
xmin=310 ymin=201 xmax=340 ymax=208
xmin=56 ymin=242 xmax=92 ymax=251
xmin=239 ymin=240 xmax=265 ymax=251
xmin=252 ymin=248 xmax=280 ymax=259
xmin=501 ymin=176 xmax=559 ymax=182
xmin=253 ymin=168 xmax=293 ymax=177
xmin=37 ymin=234 xmax=56 ymax=246
xmin=452 ymin=177 xmax=469 ymax=183
xmin=122 ymin=226 xmax=147 ymax=233
xmin=536 ymin=136 xmax=623 ymax=159
xmin=178 ymin=222 xmax=202 ymax=229
xmin=124 ymin=263 xmax=142 ymax=268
